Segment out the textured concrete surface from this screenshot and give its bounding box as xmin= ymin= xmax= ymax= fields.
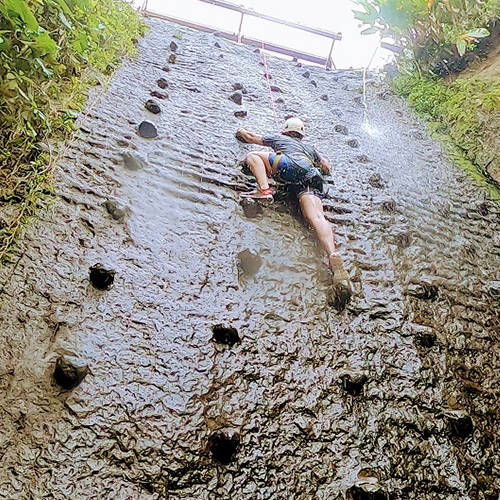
xmin=0 ymin=18 xmax=498 ymax=499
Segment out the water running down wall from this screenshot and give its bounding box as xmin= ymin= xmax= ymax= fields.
xmin=0 ymin=18 xmax=498 ymax=499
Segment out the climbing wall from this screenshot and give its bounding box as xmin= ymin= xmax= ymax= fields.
xmin=0 ymin=18 xmax=498 ymax=500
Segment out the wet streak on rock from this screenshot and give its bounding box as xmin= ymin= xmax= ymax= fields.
xmin=0 ymin=17 xmax=499 ymax=500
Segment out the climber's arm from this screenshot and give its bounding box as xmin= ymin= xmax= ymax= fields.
xmin=236 ymin=127 xmax=264 ymax=145
xmin=319 ymin=156 xmax=331 ymax=175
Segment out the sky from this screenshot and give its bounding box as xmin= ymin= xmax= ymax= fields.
xmin=132 ymin=0 xmax=394 ymax=69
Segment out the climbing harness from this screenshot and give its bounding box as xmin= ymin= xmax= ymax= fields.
xmin=260 ymin=43 xmax=281 ymax=131
xmin=271 ymin=153 xmax=282 ymax=173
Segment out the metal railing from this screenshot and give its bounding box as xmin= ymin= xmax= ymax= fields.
xmin=139 ymin=0 xmax=343 ymax=68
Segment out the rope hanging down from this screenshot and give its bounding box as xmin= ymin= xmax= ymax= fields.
xmin=260 ymin=43 xmax=281 ymax=131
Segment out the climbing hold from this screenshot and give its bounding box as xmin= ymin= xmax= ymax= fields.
xmin=356 ymin=154 xmax=370 ymax=163
xmin=150 ymin=90 xmax=168 ymax=100
xmin=380 ymin=199 xmax=396 ymax=212
xmin=89 ymin=264 xmax=115 ymax=291
xmin=253 ymin=48 xmax=260 ymax=54
xmin=340 ymin=371 xmax=367 ymax=396
xmin=329 ymin=284 xmax=351 ymax=312
xmin=232 ymin=82 xmax=245 ymax=91
xmin=103 ymin=200 xmax=128 ymax=221
xmin=406 ymin=283 xmax=438 ymax=300
xmin=275 ymin=97 xmax=284 ymax=104
xmin=214 ymin=41 xmax=221 ymax=48
xmin=477 ymin=202 xmax=489 ymax=216
xmin=354 ymin=96 xmax=363 ymax=105
xmin=270 ymin=85 xmax=282 ymax=93
xmin=237 ymin=249 xmax=262 ymax=276
xmin=229 ymin=91 xmax=243 ymax=105
xmin=320 ymin=94 xmax=329 ymax=101
xmin=310 ymin=80 xmax=317 ymax=87
xmin=296 ymin=62 xmax=302 ymax=67
xmin=161 ymin=65 xmax=170 ymax=72
xmin=187 ymin=86 xmax=201 ymax=93
xmin=334 ymin=124 xmax=348 ymax=135
xmin=409 ymin=129 xmax=424 ymax=140
xmin=157 ymin=78 xmax=168 ymax=89
xmin=122 ymin=152 xmax=145 ymax=171
xmin=169 ymin=40 xmax=178 ymax=52
xmin=234 ymin=110 xmax=247 ymax=118
xmin=168 ymin=53 xmax=177 ymax=64
xmin=138 ymin=121 xmax=158 ymax=138
xmin=347 ymin=485 xmax=387 ymax=500
xmin=53 ymin=356 xmax=89 ymax=390
xmin=447 ymin=411 xmax=473 ymax=438
xmin=418 ymin=332 xmax=436 ymax=348
xmin=263 ymin=72 xmax=272 ymax=80
xmin=212 ymin=325 xmax=240 ymax=346
xmin=145 ymin=99 xmax=161 ymax=114
xmin=347 ymin=138 xmax=360 ymax=148
xmin=241 ymin=198 xmax=263 ymax=218
xmin=368 ymin=173 xmax=384 ymax=189
xmin=208 ymin=433 xmax=239 ymax=465
xmin=302 ymin=71 xmax=310 ymax=78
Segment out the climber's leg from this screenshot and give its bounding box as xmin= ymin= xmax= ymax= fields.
xmin=241 ymin=151 xmax=274 ymax=200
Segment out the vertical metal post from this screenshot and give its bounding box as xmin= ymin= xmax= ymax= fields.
xmin=326 ymin=39 xmax=336 ymax=70
xmin=237 ymin=12 xmax=244 ymax=43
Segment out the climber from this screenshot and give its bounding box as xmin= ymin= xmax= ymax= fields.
xmin=236 ymin=117 xmax=349 ymax=285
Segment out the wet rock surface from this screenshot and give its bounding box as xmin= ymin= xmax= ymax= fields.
xmin=0 ymin=19 xmax=499 ymax=499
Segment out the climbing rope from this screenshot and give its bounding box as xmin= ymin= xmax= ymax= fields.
xmin=260 ymin=43 xmax=281 ymax=131
xmin=362 ymin=44 xmax=379 ymax=128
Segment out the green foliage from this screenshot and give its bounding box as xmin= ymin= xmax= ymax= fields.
xmin=394 ymin=72 xmax=500 ymax=194
xmin=0 ymin=0 xmax=146 ymax=260
xmin=353 ymin=0 xmax=499 ymax=71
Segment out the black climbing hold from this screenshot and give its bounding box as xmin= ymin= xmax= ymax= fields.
xmin=168 ymin=53 xmax=177 ymax=64
xmin=212 ymin=325 xmax=240 ymax=346
xmin=145 ymin=99 xmax=161 ymax=114
xmin=292 ymin=57 xmax=298 ymax=62
xmin=229 ymin=91 xmax=243 ymax=105
xmin=232 ymin=82 xmax=245 ymax=91
xmin=187 ymin=86 xmax=201 ymax=93
xmin=302 ymin=71 xmax=310 ymax=78
xmin=157 ymin=78 xmax=168 ymax=89
xmin=214 ymin=41 xmax=221 ymax=48
xmin=208 ymin=433 xmax=239 ymax=465
xmin=275 ymin=97 xmax=284 ymax=104
xmin=122 ymin=152 xmax=145 ymax=170
xmin=89 ymin=264 xmax=115 ymax=291
xmin=341 ymin=371 xmax=367 ymax=396
xmin=270 ymin=85 xmax=282 ymax=93
xmin=320 ymin=94 xmax=329 ymax=101
xmin=296 ymin=62 xmax=302 ymax=67
xmin=347 ymin=138 xmax=360 ymax=148
xmin=407 ymin=283 xmax=438 ymax=300
xmin=103 ymin=200 xmax=128 ymax=221
xmin=253 ymin=48 xmax=260 ymax=53
xmin=138 ymin=121 xmax=158 ymax=138
xmin=380 ymin=199 xmax=396 ymax=212
xmin=310 ymin=80 xmax=317 ymax=87
xmin=368 ymin=173 xmax=384 ymax=188
xmin=150 ymin=90 xmax=168 ymax=100
xmin=448 ymin=413 xmax=473 ymax=438
xmin=357 ymin=154 xmax=370 ymax=163
xmin=347 ymin=485 xmax=388 ymax=500
xmin=263 ymin=72 xmax=272 ymax=80
xmin=241 ymin=198 xmax=263 ymax=218
xmin=234 ymin=110 xmax=247 ymax=118
xmin=237 ymin=249 xmax=262 ymax=276
xmin=53 ymin=356 xmax=89 ymax=390
xmin=169 ymin=40 xmax=178 ymax=52
xmin=418 ymin=332 xmax=436 ymax=348
xmin=161 ymin=65 xmax=170 ymax=72
xmin=334 ymin=124 xmax=348 ymax=135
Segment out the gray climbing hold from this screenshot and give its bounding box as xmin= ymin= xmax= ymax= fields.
xmin=275 ymin=97 xmax=284 ymax=104
xmin=237 ymin=249 xmax=262 ymax=276
xmin=234 ymin=110 xmax=247 ymax=118
xmin=214 ymin=41 xmax=221 ymax=48
xmin=161 ymin=65 xmax=170 ymax=72
xmin=320 ymin=94 xmax=329 ymax=101
xmin=334 ymin=124 xmax=348 ymax=135
xmin=263 ymin=72 xmax=272 ymax=80
xmin=157 ymin=78 xmax=168 ymax=89
xmin=302 ymin=71 xmax=310 ymax=78
xmin=168 ymin=53 xmax=177 ymax=64
xmin=145 ymin=99 xmax=160 ymax=114
xmin=232 ymin=82 xmax=245 ymax=91
xmin=241 ymin=198 xmax=263 ymax=218
xmin=253 ymin=48 xmax=260 ymax=54
xmin=137 ymin=121 xmax=158 ymax=138
xmin=347 ymin=138 xmax=359 ymax=148
xmin=229 ymin=91 xmax=243 ymax=105
xmin=368 ymin=173 xmax=384 ymax=188
xmin=169 ymin=40 xmax=178 ymax=52
xmin=103 ymin=200 xmax=129 ymax=221
xmin=270 ymin=85 xmax=282 ymax=93
xmin=122 ymin=152 xmax=145 ymax=170
xmin=53 ymin=356 xmax=89 ymax=390
xmin=356 ymin=154 xmax=370 ymax=163
xmin=310 ymin=80 xmax=317 ymax=87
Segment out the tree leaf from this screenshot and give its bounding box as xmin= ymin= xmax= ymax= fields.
xmin=59 ymin=11 xmax=74 ymax=30
xmin=465 ymin=28 xmax=490 ymax=39
xmin=456 ymin=39 xmax=467 ymax=56
xmin=361 ymin=27 xmax=379 ymax=35
xmin=5 ymin=0 xmax=39 ymax=31
xmin=35 ymin=57 xmax=53 ymax=77
xmin=32 ymin=31 xmax=58 ymax=55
